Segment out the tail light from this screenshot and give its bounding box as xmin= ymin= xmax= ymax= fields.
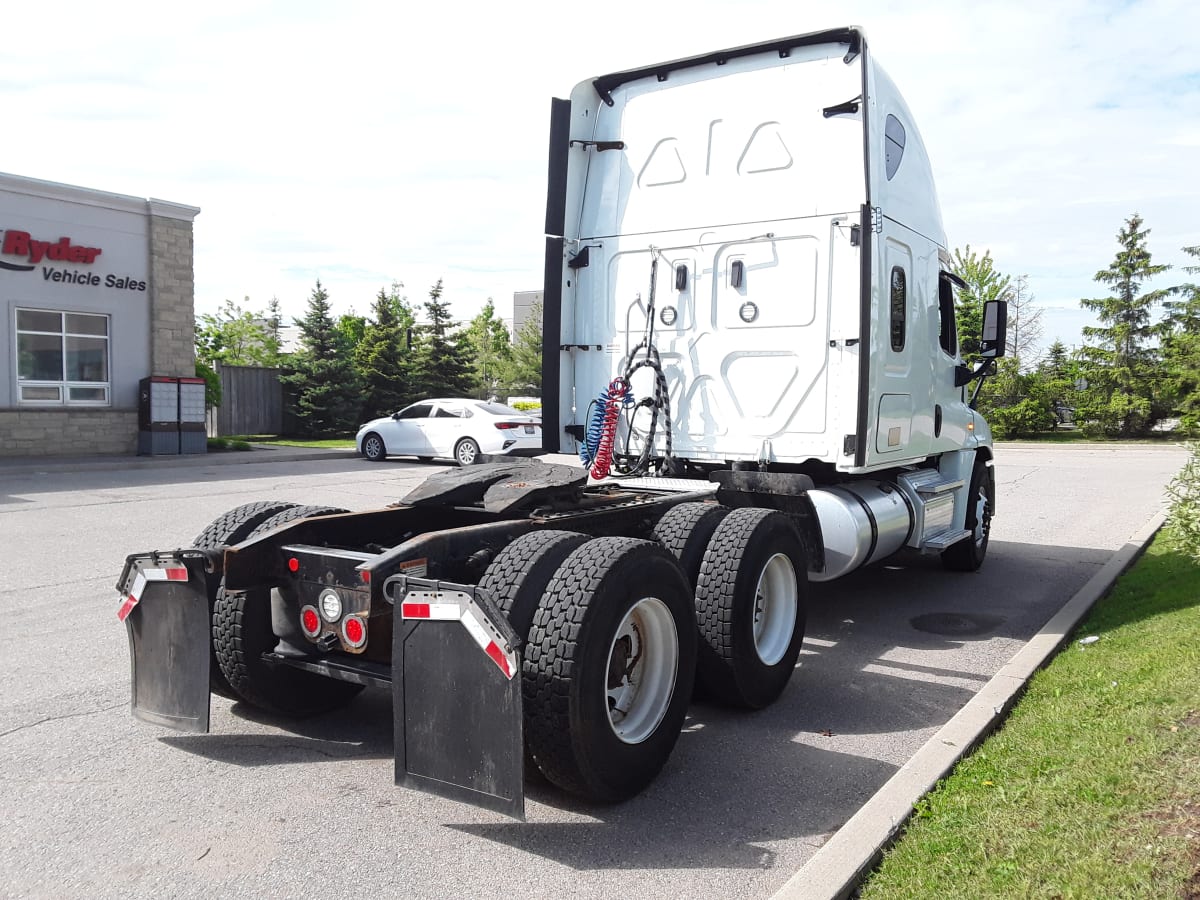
xmin=494 ymin=422 xmax=520 ymax=430
xmin=342 ymin=615 xmax=368 ymax=649
xmin=300 ymin=605 xmax=321 ymax=638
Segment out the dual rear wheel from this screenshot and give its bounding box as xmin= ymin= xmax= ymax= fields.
xmin=480 ymin=505 xmax=809 ymax=802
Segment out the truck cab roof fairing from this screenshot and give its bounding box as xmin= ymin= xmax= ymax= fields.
xmin=590 ymin=27 xmax=865 ymax=107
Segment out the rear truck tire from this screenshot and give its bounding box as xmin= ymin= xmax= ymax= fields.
xmin=361 ymin=432 xmax=386 ymax=461
xmin=478 ymin=530 xmax=591 ymax=639
xmin=478 ymin=529 xmax=591 ymax=778
xmin=192 ymin=500 xmax=300 ymax=699
xmin=694 ymin=508 xmax=807 ymax=710
xmin=213 ymin=504 xmax=364 ymax=716
xmin=652 ymin=501 xmax=730 ymax=589
xmin=454 ymin=437 xmax=481 ymax=467
xmin=523 ymin=537 xmax=697 ymax=802
xmin=941 ymin=461 xmax=993 ymax=572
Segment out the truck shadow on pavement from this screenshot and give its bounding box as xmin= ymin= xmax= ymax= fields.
xmin=160 ymin=537 xmax=1117 ymax=872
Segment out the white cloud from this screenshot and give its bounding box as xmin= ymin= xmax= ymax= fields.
xmin=4 ymin=0 xmax=1197 ymax=353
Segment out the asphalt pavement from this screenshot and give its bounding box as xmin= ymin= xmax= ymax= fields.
xmin=0 ymin=441 xmax=1180 ymax=897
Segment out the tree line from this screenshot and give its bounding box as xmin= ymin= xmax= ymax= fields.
xmin=199 ymin=213 xmax=1196 ymax=441
xmin=195 ymin=279 xmax=543 ymax=437
xmin=951 ymin=213 xmax=1199 ymax=439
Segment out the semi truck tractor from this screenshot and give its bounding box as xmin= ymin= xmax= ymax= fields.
xmin=116 ymin=26 xmax=1006 ymax=820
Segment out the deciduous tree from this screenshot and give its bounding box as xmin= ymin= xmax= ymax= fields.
xmin=462 ymin=299 xmax=512 ymax=399
xmin=950 ymin=246 xmax=1013 ymax=362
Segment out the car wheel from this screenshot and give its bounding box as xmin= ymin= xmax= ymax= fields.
xmin=455 ymin=437 xmax=481 ymax=466
xmin=361 ymin=432 xmax=386 ymax=462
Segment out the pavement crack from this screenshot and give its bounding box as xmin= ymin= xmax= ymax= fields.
xmin=0 ymin=701 xmax=124 ymax=739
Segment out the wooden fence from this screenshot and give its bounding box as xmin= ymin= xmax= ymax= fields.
xmin=206 ymin=365 xmax=283 ymax=437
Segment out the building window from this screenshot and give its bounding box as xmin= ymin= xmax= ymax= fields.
xmin=16 ymin=309 xmax=110 ymax=405
xmin=889 ymin=267 xmax=906 ymax=352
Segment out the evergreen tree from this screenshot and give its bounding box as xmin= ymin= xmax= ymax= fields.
xmin=505 ymin=299 xmax=543 ymax=395
xmin=950 ymin=246 xmax=1013 ymax=362
xmin=408 ymin=279 xmax=475 ymax=398
xmin=1040 ymin=340 xmax=1071 ymax=379
xmin=462 ymin=299 xmax=512 ymax=399
xmin=266 ymin=297 xmax=283 ymax=349
xmin=356 ymin=282 xmax=414 ymax=417
xmin=1162 ymin=245 xmax=1200 ymax=431
xmin=1077 ymin=214 xmax=1170 ymax=436
xmin=281 ymin=280 xmax=363 ymax=436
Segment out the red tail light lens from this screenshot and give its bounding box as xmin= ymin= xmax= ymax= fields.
xmin=494 ymin=422 xmax=520 ymax=430
xmin=300 ymin=605 xmax=321 ymax=638
xmin=342 ymin=615 xmax=367 ymax=648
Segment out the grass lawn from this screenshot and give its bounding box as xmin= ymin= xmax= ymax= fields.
xmin=860 ymin=528 xmax=1200 ymax=899
xmin=225 ymin=434 xmax=356 ymax=449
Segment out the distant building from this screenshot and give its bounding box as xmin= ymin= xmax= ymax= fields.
xmin=1 ymin=173 xmax=199 ymax=457
xmin=510 ymin=290 xmax=542 ymax=337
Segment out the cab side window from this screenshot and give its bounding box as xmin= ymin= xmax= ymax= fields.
xmin=890 ymin=266 xmax=906 ymax=352
xmin=938 ymin=274 xmax=958 ymax=357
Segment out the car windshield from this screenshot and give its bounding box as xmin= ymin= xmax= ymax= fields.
xmin=475 ymin=402 xmax=527 ymax=416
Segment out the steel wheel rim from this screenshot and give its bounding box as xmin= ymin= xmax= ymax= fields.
xmin=752 ymin=552 xmax=797 ymax=666
xmin=605 ymin=596 xmax=678 ymax=744
xmin=457 ymin=441 xmax=477 ymax=464
xmin=973 ymin=487 xmax=991 ymax=550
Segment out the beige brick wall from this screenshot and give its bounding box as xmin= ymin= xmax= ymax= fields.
xmin=0 ymin=409 xmax=139 ymax=457
xmin=149 ymin=215 xmax=197 ymax=377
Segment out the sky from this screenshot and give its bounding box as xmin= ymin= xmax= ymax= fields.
xmin=3 ymin=0 xmax=1198 ymax=358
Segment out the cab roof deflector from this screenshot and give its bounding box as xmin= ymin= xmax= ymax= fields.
xmin=591 ymin=27 xmax=864 ymax=107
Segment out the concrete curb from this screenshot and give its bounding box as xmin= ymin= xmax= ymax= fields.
xmin=771 ymin=510 xmax=1169 ymax=900
xmin=0 ymin=446 xmax=358 ymax=475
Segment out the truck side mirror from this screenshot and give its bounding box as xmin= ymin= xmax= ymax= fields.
xmin=980 ymin=300 xmax=1008 ymax=358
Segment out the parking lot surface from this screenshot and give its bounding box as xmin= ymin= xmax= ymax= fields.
xmin=0 ymin=444 xmax=1186 ymax=898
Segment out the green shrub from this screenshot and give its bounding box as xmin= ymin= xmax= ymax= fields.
xmin=511 ymin=400 xmax=542 ymax=412
xmin=231 ymin=440 xmax=252 ymax=451
xmin=987 ymin=398 xmax=1056 ymax=439
xmin=1075 ymin=392 xmax=1152 ymax=437
xmin=1166 ymin=442 xmax=1200 ymax=561
xmin=207 ymin=437 xmax=229 ymax=451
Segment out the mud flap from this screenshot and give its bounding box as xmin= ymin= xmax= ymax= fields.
xmin=117 ymin=552 xmax=213 ymax=733
xmin=384 ymin=575 xmax=524 ymax=821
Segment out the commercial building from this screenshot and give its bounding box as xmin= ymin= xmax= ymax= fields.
xmin=0 ymin=173 xmax=200 ymax=457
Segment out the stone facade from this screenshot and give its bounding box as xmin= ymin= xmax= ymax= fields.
xmin=0 ymin=409 xmax=139 ymax=456
xmin=149 ymin=209 xmax=198 ymax=378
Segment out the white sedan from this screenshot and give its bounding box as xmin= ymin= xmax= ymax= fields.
xmin=356 ymin=398 xmax=542 ymax=466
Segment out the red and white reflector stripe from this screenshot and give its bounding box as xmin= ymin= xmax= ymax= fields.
xmin=117 ymin=564 xmax=189 ymax=622
xmin=399 ymin=600 xmax=460 ymax=621
xmin=400 ymin=589 xmax=517 ymax=680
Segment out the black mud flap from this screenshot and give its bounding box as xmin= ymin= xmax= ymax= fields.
xmin=116 ymin=552 xmax=214 ymax=734
xmin=384 ymin=574 xmax=524 ymax=820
